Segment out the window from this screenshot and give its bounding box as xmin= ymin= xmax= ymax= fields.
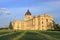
xmin=42 ymin=25 xmax=44 ymax=27
xmin=42 ymin=21 xmax=43 ymax=24
xmin=42 ymin=18 xmax=43 ymax=20
xmin=17 ymin=24 xmax=19 ymax=29
xmin=46 ymin=19 xmax=48 ymax=22
xmin=28 ymin=17 xmax=30 ymax=19
xmin=42 ymin=26 xmax=44 ymax=30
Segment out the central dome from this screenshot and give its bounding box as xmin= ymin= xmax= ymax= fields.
xmin=25 ymin=10 xmax=31 ymax=15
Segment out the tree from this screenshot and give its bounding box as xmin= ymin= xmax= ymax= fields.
xmin=53 ymin=21 xmax=60 ymax=31
xmin=9 ymin=21 xmax=13 ymax=29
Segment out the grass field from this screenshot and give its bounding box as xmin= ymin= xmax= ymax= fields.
xmin=0 ymin=30 xmax=60 ymax=40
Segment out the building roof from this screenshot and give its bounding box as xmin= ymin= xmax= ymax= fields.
xmin=25 ymin=10 xmax=31 ymax=15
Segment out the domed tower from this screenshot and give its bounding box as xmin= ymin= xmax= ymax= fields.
xmin=24 ymin=10 xmax=32 ymax=21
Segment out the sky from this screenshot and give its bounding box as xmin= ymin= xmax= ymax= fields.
xmin=0 ymin=0 xmax=60 ymax=28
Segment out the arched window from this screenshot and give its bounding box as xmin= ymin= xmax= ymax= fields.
xmin=42 ymin=25 xmax=44 ymax=27
xmin=42 ymin=21 xmax=43 ymax=24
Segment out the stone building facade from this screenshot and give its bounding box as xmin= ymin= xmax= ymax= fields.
xmin=9 ymin=10 xmax=54 ymax=30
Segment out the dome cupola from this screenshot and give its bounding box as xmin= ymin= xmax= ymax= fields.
xmin=25 ymin=10 xmax=31 ymax=15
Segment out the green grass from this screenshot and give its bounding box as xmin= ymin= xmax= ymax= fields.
xmin=0 ymin=30 xmax=60 ymax=40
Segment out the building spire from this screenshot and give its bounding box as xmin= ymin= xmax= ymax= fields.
xmin=25 ymin=10 xmax=31 ymax=15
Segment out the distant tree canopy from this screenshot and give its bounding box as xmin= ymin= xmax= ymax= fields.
xmin=0 ymin=28 xmax=8 ymax=30
xmin=53 ymin=21 xmax=60 ymax=31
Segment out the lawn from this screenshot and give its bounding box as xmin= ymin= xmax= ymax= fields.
xmin=0 ymin=30 xmax=60 ymax=40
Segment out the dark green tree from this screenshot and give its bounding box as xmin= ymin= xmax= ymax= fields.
xmin=53 ymin=21 xmax=60 ymax=31
xmin=9 ymin=21 xmax=13 ymax=29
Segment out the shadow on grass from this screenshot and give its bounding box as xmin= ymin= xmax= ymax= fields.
xmin=19 ymin=31 xmax=48 ymax=40
xmin=40 ymin=31 xmax=60 ymax=39
xmin=0 ymin=31 xmax=23 ymax=40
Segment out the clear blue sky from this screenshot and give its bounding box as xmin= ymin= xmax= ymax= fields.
xmin=0 ymin=0 xmax=60 ymax=28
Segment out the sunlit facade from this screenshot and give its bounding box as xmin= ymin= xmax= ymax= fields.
xmin=9 ymin=10 xmax=54 ymax=30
